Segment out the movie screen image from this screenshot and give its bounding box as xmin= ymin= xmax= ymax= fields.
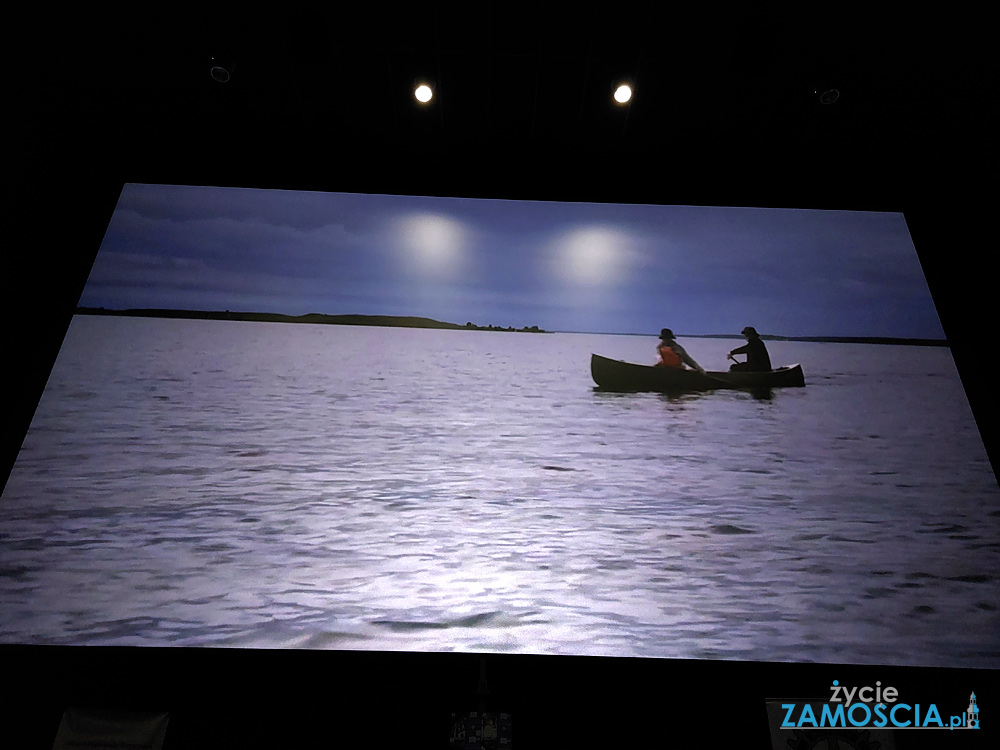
xmin=2 ymin=183 xmax=996 ymax=667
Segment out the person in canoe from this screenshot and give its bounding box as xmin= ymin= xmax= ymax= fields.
xmin=656 ymin=328 xmax=706 ymax=373
xmin=728 ymin=326 xmax=772 ymax=372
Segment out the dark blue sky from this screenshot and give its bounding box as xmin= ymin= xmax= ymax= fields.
xmin=79 ymin=183 xmax=946 ymax=338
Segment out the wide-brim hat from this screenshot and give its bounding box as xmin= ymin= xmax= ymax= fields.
xmin=741 ymin=326 xmax=758 ymax=336
xmin=659 ymin=328 xmax=674 ymax=339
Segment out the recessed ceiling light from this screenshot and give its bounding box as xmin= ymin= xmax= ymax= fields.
xmin=209 ymin=57 xmax=233 ymax=83
xmin=817 ymin=88 xmax=840 ymax=105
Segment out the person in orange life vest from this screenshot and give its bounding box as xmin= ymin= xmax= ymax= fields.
xmin=656 ymin=329 xmax=705 ymax=372
xmin=728 ymin=326 xmax=772 ymax=372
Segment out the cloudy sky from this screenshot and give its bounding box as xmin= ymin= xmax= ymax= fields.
xmin=79 ymin=183 xmax=945 ymax=339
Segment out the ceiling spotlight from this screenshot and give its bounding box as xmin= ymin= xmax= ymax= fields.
xmin=614 ymin=84 xmax=632 ymax=104
xmin=816 ymin=88 xmax=840 ymax=105
xmin=209 ymin=57 xmax=234 ymax=83
xmin=415 ymin=84 xmax=433 ymax=103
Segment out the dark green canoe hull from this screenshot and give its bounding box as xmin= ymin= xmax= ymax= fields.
xmin=590 ymin=354 xmax=805 ymax=392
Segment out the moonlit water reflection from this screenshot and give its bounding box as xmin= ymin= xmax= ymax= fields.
xmin=1 ymin=316 xmax=997 ymax=666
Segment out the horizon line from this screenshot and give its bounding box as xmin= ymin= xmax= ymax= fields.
xmin=74 ymin=307 xmax=949 ymax=346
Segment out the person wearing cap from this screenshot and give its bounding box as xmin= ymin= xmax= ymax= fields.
xmin=728 ymin=326 xmax=772 ymax=372
xmin=656 ymin=329 xmax=705 ymax=373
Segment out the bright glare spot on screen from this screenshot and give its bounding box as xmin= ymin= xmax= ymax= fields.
xmin=556 ymin=227 xmax=631 ymax=285
xmin=396 ymin=213 xmax=465 ymax=275
xmin=614 ymin=85 xmax=632 ymax=104
xmin=415 ymin=84 xmax=433 ymax=103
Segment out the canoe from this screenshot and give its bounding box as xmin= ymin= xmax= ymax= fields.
xmin=591 ymin=353 xmax=805 ymax=392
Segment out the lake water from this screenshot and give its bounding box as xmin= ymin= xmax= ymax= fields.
xmin=1 ymin=316 xmax=998 ymax=667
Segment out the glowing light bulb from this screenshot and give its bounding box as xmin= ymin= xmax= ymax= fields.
xmin=415 ymin=85 xmax=433 ymax=103
xmin=614 ymin=85 xmax=632 ymax=104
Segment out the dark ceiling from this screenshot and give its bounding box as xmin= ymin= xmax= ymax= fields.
xmin=17 ymin=7 xmax=990 ymax=206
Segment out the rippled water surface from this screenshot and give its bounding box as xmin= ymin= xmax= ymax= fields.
xmin=2 ymin=316 xmax=998 ymax=666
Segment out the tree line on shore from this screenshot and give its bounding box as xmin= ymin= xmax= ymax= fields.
xmin=75 ymin=307 xmax=548 ymax=333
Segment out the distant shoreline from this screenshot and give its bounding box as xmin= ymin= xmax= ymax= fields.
xmin=74 ymin=307 xmax=549 ymax=334
xmin=557 ymin=331 xmax=949 ymax=347
xmin=74 ymin=307 xmax=948 ymax=346
xmin=685 ymin=333 xmax=948 ymax=347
